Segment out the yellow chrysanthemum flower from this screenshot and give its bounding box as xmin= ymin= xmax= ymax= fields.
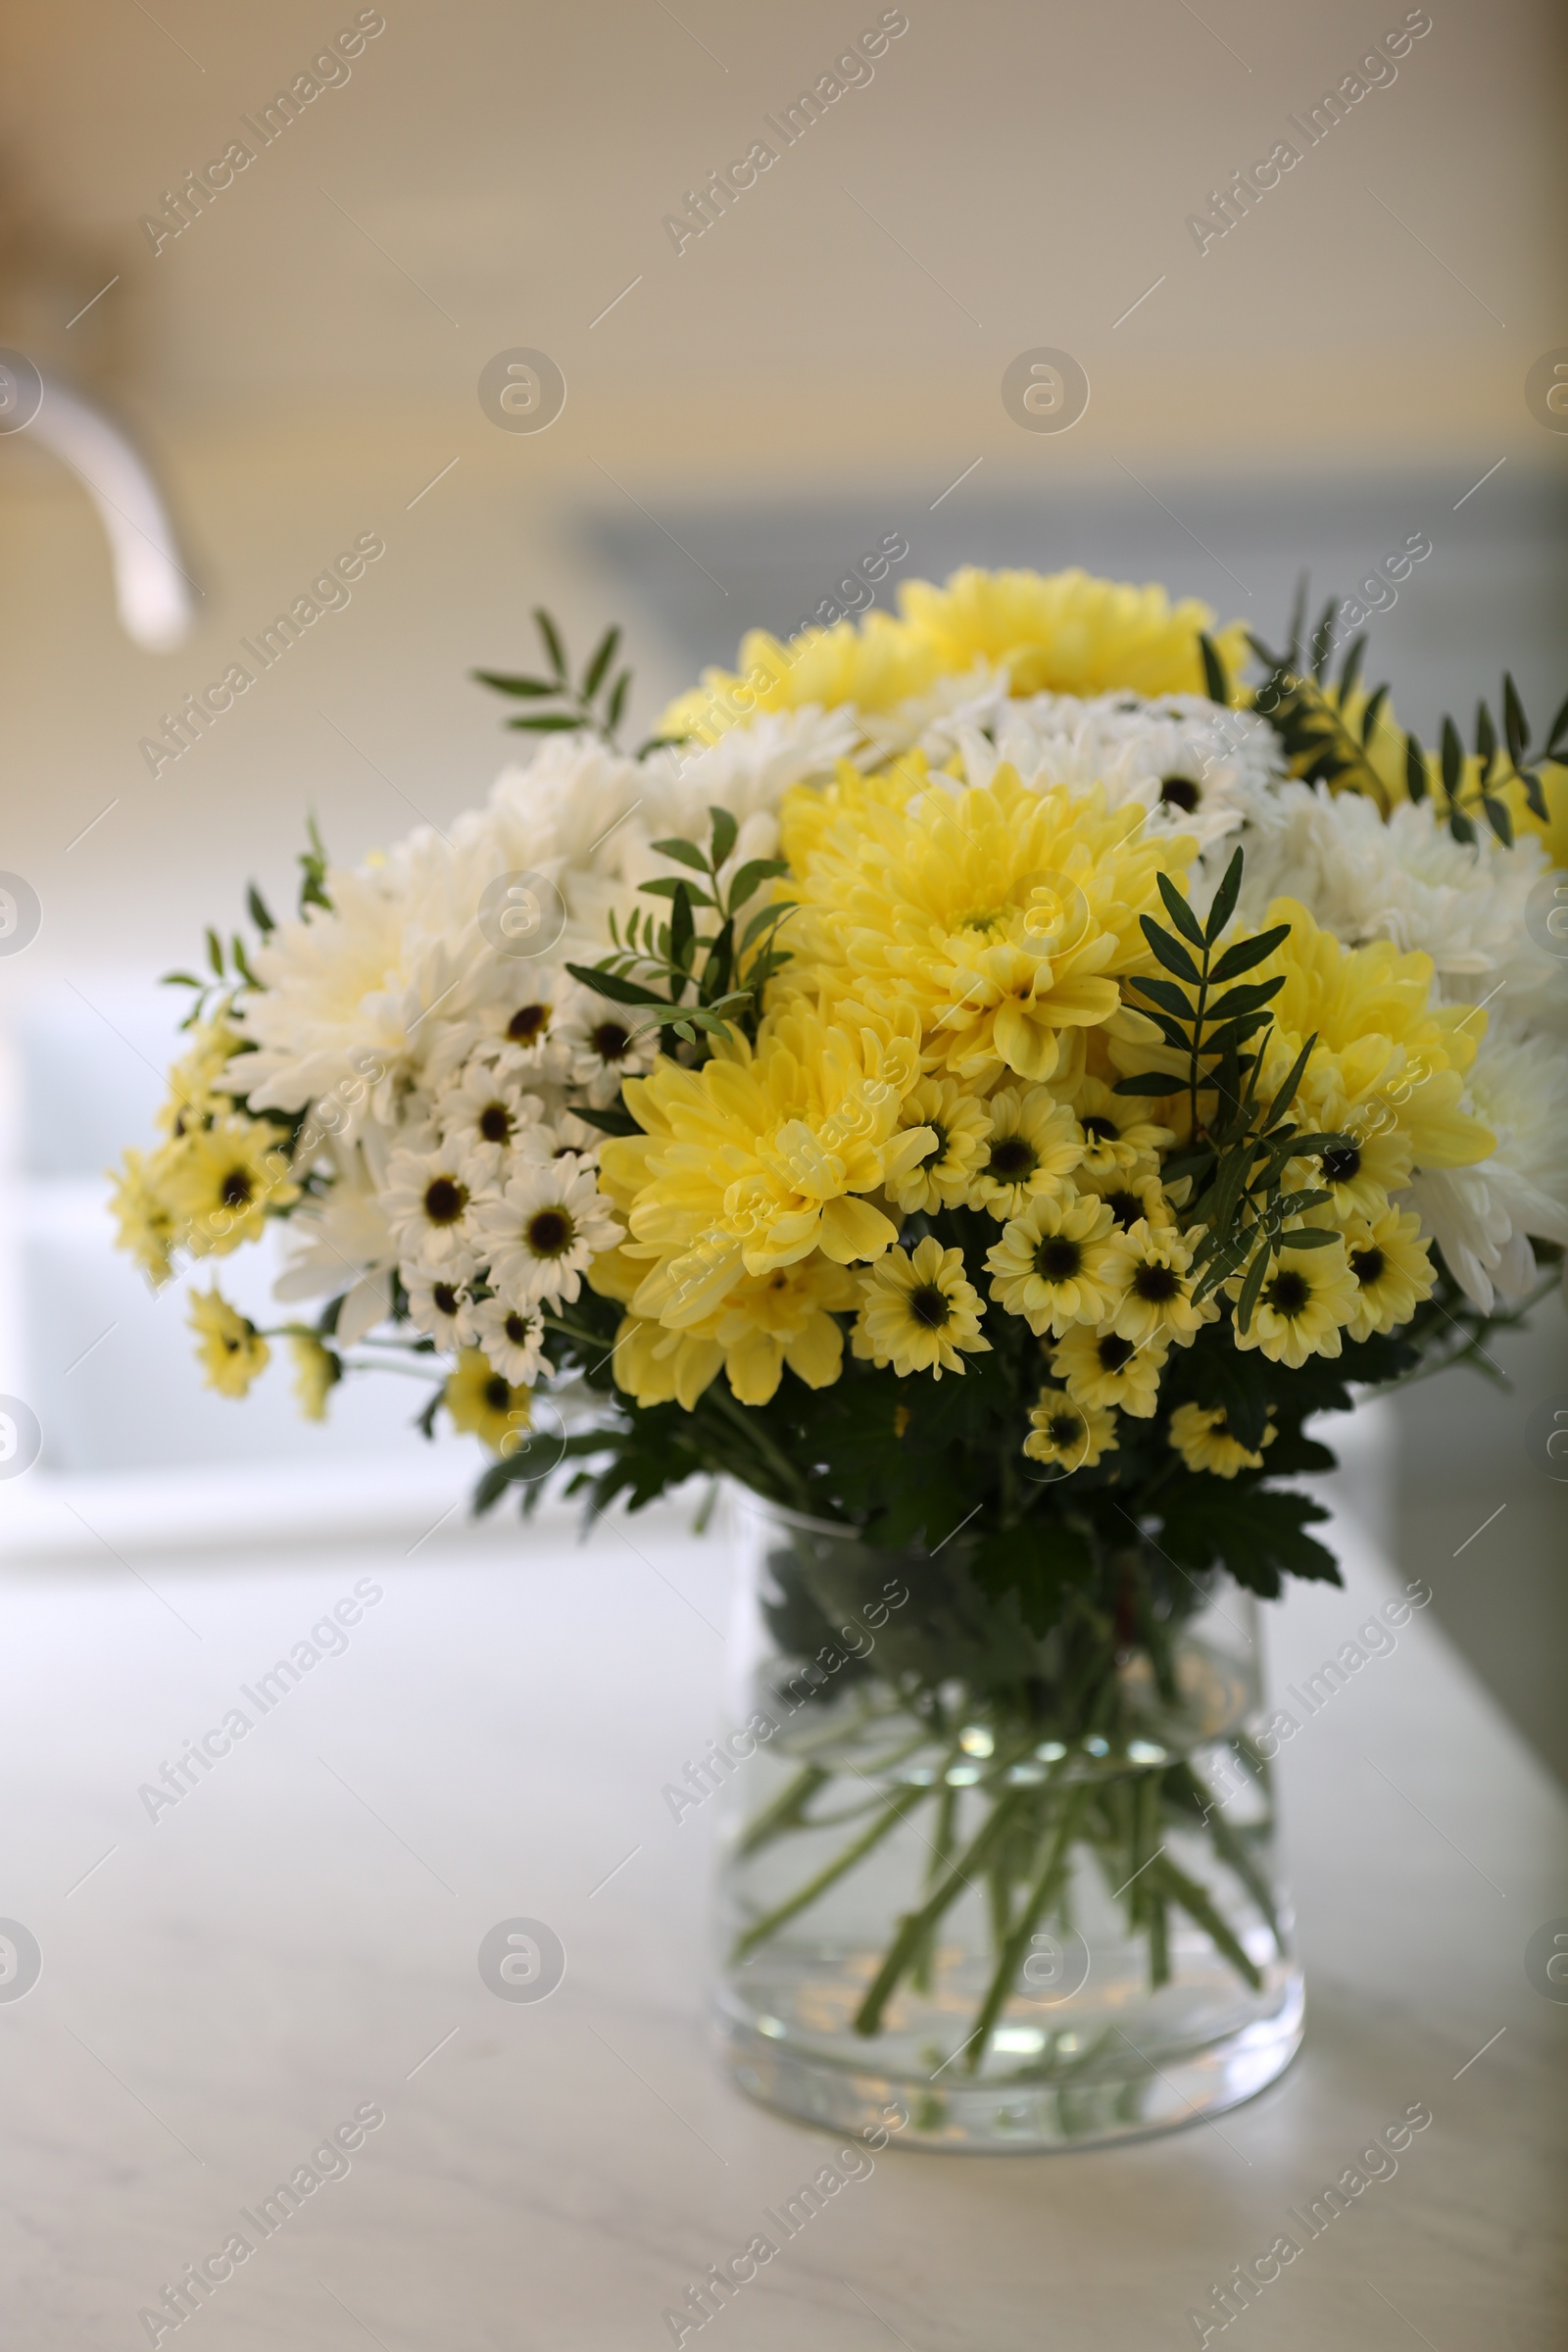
xmin=188 ymin=1287 xmax=270 ymax=1397
xmin=1052 ymin=1324 xmax=1168 ymax=1418
xmin=1341 ymin=1202 xmax=1437 ymax=1342
xmin=886 ymin=1075 xmax=992 ymax=1214
xmin=968 ymin=1085 xmax=1084 ymax=1220
xmin=444 ymin=1348 xmax=531 ymax=1453
xmin=162 ymin=1116 xmax=300 ymax=1257
xmin=1106 ymin=1220 xmax=1210 ymax=1348
xmin=1229 ymin=1230 xmax=1359 ymax=1367
xmin=599 ymin=1004 xmax=927 ymax=1326
xmin=896 ymin=566 xmax=1249 ymax=700
xmin=778 ymin=767 xmax=1194 ymax=1087
xmin=610 ymin=1314 xmax=724 ymax=1412
xmin=711 ymin=1255 xmax=859 ymax=1405
xmin=1167 ymin=1400 xmax=1276 ymax=1479
xmin=852 ymin=1237 xmax=991 ymax=1379
xmin=1022 ymin=1388 xmax=1118 ymax=1473
xmin=658 ymin=612 xmax=939 ymax=744
xmin=985 ymin=1191 xmax=1128 ymax=1339
xmin=289 ymin=1331 xmax=340 ymax=1421
xmin=108 ymin=1146 xmax=182 ymax=1284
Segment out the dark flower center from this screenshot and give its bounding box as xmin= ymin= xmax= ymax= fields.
xmin=1104 ymin=1189 xmax=1143 ymax=1228
xmin=1159 ymin=775 xmax=1200 ymax=811
xmin=433 ymin=1283 xmax=460 ymax=1316
xmin=1322 ymin=1144 xmax=1361 ymax=1182
xmin=508 ymin=1004 xmax=550 ymax=1043
xmin=1265 ymin=1268 xmax=1310 ymax=1315
xmin=1080 ymin=1115 xmax=1119 ymax=1144
xmin=479 ymin=1102 xmax=513 ymax=1144
xmin=591 ymin=1020 xmax=631 ymax=1062
xmin=483 ymin=1375 xmax=512 ymax=1413
xmin=220 ymin=1169 xmax=253 ymax=1208
xmin=988 ymin=1135 xmax=1037 ymax=1180
xmin=1132 ymin=1262 xmax=1180 ymax=1302
xmin=504 ymin=1311 xmax=531 ymax=1344
xmin=423 ymin=1176 xmax=466 ymax=1225
xmin=1097 ymin=1335 xmax=1135 ymax=1371
xmin=1034 ymin=1237 xmax=1082 ymax=1281
xmin=908 ymin=1284 xmax=952 ymax=1329
xmin=1048 ymin=1412 xmax=1080 ymax=1447
xmin=918 ymin=1120 xmax=950 ymax=1169
xmin=526 ymin=1208 xmax=573 ymax=1257
xmin=1349 ymin=1247 xmax=1386 ymax=1287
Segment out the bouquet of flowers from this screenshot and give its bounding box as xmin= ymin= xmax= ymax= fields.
xmin=113 ymin=567 xmax=1567 ymax=2142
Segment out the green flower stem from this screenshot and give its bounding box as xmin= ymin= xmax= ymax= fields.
xmin=1148 ymin=1852 xmax=1262 ymax=1991
xmin=730 ymin=1782 xmax=933 ymax=1963
xmin=1164 ymin=1759 xmax=1282 ymax=1950
xmin=853 ymin=1789 xmax=1029 ymax=2037
xmin=964 ymin=1783 xmax=1091 ymax=2072
xmin=909 ymin=1783 xmax=957 ymax=1995
xmin=734 ymin=1763 xmax=830 ymax=1862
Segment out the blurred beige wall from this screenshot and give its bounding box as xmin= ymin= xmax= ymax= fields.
xmin=0 ymin=0 xmax=1564 ymax=970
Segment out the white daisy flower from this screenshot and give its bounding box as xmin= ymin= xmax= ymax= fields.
xmin=474 ymin=1156 xmax=619 ymax=1307
xmin=381 ymin=1144 xmax=476 ymax=1267
xmin=404 ymin=1262 xmax=479 ymax=1349
xmin=435 ymin=1055 xmax=545 ymax=1181
xmin=472 ymin=1296 xmax=548 ymax=1384
xmin=557 ymin=985 xmax=656 ymax=1108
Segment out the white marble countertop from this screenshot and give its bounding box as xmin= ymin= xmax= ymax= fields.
xmin=1 ymin=1479 xmax=1563 ymax=2351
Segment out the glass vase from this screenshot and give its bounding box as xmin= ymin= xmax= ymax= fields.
xmin=712 ymin=1495 xmax=1303 ymax=2151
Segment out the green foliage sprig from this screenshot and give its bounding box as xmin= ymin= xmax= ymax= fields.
xmin=472 ymin=608 xmax=636 ymax=748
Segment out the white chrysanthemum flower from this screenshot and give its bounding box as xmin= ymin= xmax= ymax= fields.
xmin=472 ymin=1295 xmax=548 ymax=1385
xmin=922 ymin=688 xmax=1283 ymax=855
xmin=1205 ymin=779 xmax=1558 ymax=1011
xmin=271 ymin=1132 xmax=397 ymax=1344
xmin=435 ymin=1054 xmax=545 ymax=1181
xmin=381 ymin=1143 xmax=477 ymax=1267
xmin=1410 ymin=1026 xmax=1568 ymax=1309
xmin=404 ymin=1264 xmax=479 ymax=1350
xmin=474 ymin=1156 xmax=619 ymax=1308
xmin=557 ymin=984 xmax=657 ymax=1107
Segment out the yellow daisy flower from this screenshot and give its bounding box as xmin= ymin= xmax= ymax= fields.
xmin=444 ymin=1348 xmax=531 ymax=1454
xmin=1071 ymin=1076 xmax=1172 ymax=1180
xmin=1167 ymin=1400 xmax=1276 ymax=1479
xmin=1082 ymin=1168 xmax=1176 ymax=1235
xmin=157 ymin=1015 xmax=246 ymax=1138
xmin=968 ymin=1085 xmax=1083 ymax=1220
xmin=1023 ymin=1388 xmax=1118 ymax=1473
xmin=288 ymin=1331 xmax=340 ymax=1422
xmin=852 ymin=1237 xmax=992 ymax=1379
xmin=163 ymin=1116 xmax=299 ymax=1257
xmin=1107 ymin=1220 xmax=1210 ymax=1349
xmin=1229 ymin=1231 xmax=1359 ymax=1367
xmin=108 ymin=1146 xmax=182 ymax=1284
xmin=985 ymin=1191 xmax=1127 ymax=1339
xmin=188 ymin=1287 xmax=270 ymax=1398
xmin=887 ymin=1076 xmax=992 ymax=1215
xmin=1052 ymin=1324 xmax=1168 ymax=1418
xmin=1342 ymin=1202 xmax=1437 ymax=1341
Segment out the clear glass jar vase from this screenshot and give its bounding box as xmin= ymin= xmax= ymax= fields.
xmin=713 ymin=1496 xmax=1303 ymax=2151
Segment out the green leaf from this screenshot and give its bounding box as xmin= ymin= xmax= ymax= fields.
xmin=1155 ymin=871 xmax=1206 ymax=950
xmin=1309 ymin=598 xmax=1337 ymax=683
xmin=1201 ymin=977 xmax=1284 ymax=1023
xmin=581 ymin=624 xmax=621 ymax=699
xmin=1203 ymin=848 xmax=1245 ymax=946
xmin=669 ymin=878 xmax=696 ymax=973
xmin=1207 ymin=923 xmax=1289 ymax=984
xmin=1544 ymin=688 xmax=1568 ymax=759
xmin=727 ymin=858 xmax=789 ymax=908
xmin=648 ymin=837 xmax=710 ymax=874
xmin=1475 ymin=699 xmax=1498 ymax=787
xmin=708 ymin=807 xmax=739 ymax=871
xmin=1233 ymin=1237 xmax=1273 ymax=1334
xmin=1198 ymin=631 xmax=1229 ymax=706
xmin=563 ymin=959 xmax=669 ymax=1008
xmin=246 ymin=883 xmax=275 ymax=936
xmin=639 ymin=875 xmax=716 ymax=907
xmin=204 ymin=926 xmax=224 ymax=977
xmin=1481 ymin=794 xmax=1513 ymax=848
xmin=1128 ymin=973 xmax=1197 ymax=1021
xmin=1114 ymin=1071 xmax=1182 ymax=1097
xmin=1359 ymin=682 xmax=1389 ymax=746
xmin=1516 ymin=765 xmax=1549 ymax=823
xmin=740 ymin=899 xmax=796 ymax=951
xmin=1440 ymin=715 xmax=1463 ymax=806
xmin=1404 ymin=729 xmax=1428 ymax=805
xmin=1448 ymin=805 xmax=1476 ymax=846
xmin=507 ymin=712 xmax=586 ymax=733
xmin=1140 ymin=917 xmax=1201 ymax=985
xmin=1502 ymin=672 xmax=1529 ymax=764
xmin=470 ymin=669 xmax=559 ymax=697
xmin=607 ymin=669 xmax=631 ymax=731
xmin=162 ymin=970 xmax=204 ymax=989
xmin=1261 ymin=1032 xmax=1315 ymax=1132
xmin=533 ymin=607 xmax=567 ymax=680
xmin=1158 ymin=1482 xmax=1340 ymax=1594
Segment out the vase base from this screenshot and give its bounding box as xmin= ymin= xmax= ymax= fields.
xmin=719 ymin=1976 xmax=1304 ymax=2152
